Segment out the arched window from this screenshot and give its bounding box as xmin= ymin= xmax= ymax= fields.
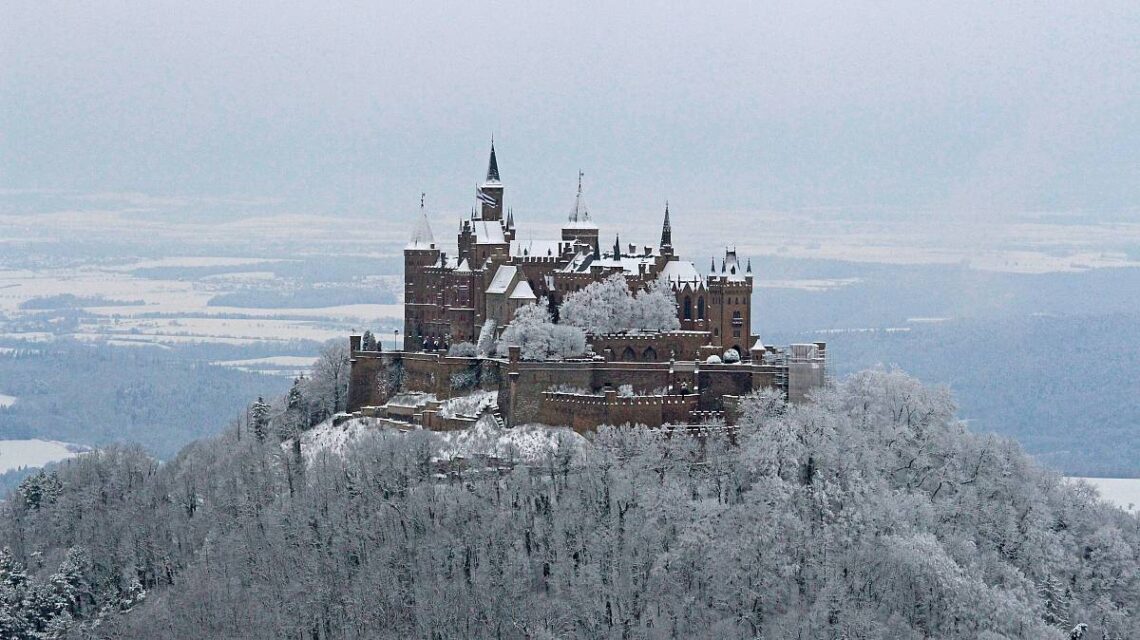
xmin=642 ymin=347 xmax=657 ymax=362
xmin=683 ymin=296 xmax=692 ymax=320
xmin=621 ymin=346 xmax=637 ymax=361
xmin=697 ymin=297 xmax=705 ymax=319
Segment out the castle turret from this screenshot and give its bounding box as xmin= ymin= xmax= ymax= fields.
xmin=561 ymin=171 xmax=599 ymax=256
xmin=404 ymin=195 xmax=442 ymax=350
xmin=706 ymin=247 xmax=753 ymax=353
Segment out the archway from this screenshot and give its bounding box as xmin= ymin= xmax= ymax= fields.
xmin=642 ymin=346 xmax=657 ymax=362
xmin=621 ymin=346 xmax=637 ymax=361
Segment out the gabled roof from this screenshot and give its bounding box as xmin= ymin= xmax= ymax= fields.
xmin=486 ymin=265 xmax=518 ymax=295
xmin=455 ymin=258 xmax=471 ymax=273
xmin=509 ymin=280 xmax=537 ymax=300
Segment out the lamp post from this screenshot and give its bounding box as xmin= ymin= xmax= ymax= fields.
xmin=394 ymin=329 xmax=400 ymax=351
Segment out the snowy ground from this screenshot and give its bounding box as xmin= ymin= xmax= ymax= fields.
xmin=0 ymin=439 xmax=88 ymax=473
xmin=292 ymin=416 xmax=588 ymax=466
xmin=433 ymin=418 xmax=588 ymax=463
xmin=1071 ymin=477 xmax=1140 ymax=513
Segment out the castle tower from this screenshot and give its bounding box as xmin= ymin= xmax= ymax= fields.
xmin=476 ymin=142 xmax=504 ymax=221
xmin=404 ymin=194 xmax=441 ymax=350
xmin=706 ymin=247 xmax=753 ymax=354
xmin=561 ymin=171 xmax=599 ymax=256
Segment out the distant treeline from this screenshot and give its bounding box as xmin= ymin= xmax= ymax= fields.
xmin=207 ymin=285 xmax=395 ymax=309
xmin=18 ymin=294 xmax=145 ymax=310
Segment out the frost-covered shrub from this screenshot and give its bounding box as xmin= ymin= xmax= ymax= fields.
xmin=547 ymin=383 xmax=597 ymax=396
xmin=449 ymin=368 xmax=478 ymax=390
xmin=722 ymin=348 xmax=741 ymax=363
xmin=496 ymin=301 xmax=587 ymax=361
xmin=705 ymin=354 xmax=722 ymax=364
xmin=617 ymin=384 xmax=635 ymax=397
xmin=561 ymin=275 xmax=679 ymax=334
xmin=447 ymin=341 xmax=478 ymax=357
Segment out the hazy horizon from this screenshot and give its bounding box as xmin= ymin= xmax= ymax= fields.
xmin=4 ymin=2 xmax=1139 ymax=226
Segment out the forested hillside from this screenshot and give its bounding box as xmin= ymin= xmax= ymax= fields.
xmin=1 ymin=371 xmax=1137 ymax=639
xmin=773 ymin=313 xmax=1140 ymax=477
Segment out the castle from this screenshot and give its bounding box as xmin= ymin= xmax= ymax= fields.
xmin=347 ymin=144 xmax=827 ymax=431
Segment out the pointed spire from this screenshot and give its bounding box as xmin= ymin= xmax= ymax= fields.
xmin=506 ymin=208 xmax=515 ymax=228
xmin=485 ymin=140 xmax=501 ymax=183
xmin=746 ymin=258 xmax=752 ymax=273
xmin=613 ymin=234 xmax=621 ymax=259
xmin=569 ymin=170 xmax=590 ymax=223
xmin=710 ymin=257 xmax=716 ymax=272
xmin=660 ymin=201 xmax=672 ymax=249
xmin=407 ymin=193 xmax=435 ymax=249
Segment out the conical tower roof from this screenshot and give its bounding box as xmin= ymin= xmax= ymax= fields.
xmin=485 ymin=142 xmax=501 ymax=184
xmin=407 ymin=194 xmax=435 ymax=250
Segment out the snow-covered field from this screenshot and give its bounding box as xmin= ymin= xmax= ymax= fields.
xmin=1072 ymin=477 xmax=1140 ymax=513
xmin=0 ymin=439 xmax=88 ymax=473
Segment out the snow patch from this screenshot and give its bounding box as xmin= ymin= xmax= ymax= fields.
xmin=0 ymin=394 xmax=16 ymax=408
xmin=0 ymin=439 xmax=89 ymax=473
xmin=434 ymin=416 xmax=588 ymax=463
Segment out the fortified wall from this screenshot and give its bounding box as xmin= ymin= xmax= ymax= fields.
xmin=346 ymin=335 xmax=827 ymax=432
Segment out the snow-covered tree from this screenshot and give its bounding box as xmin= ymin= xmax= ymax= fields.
xmin=248 ymin=396 xmax=270 ymax=442
xmin=496 ymin=301 xmax=586 ymax=360
xmin=360 ymin=330 xmax=377 ymax=351
xmin=475 ymin=319 xmax=497 ymax=356
xmin=560 ymin=274 xmax=679 ymax=334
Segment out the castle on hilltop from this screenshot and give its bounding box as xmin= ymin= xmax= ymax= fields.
xmin=347 ymin=143 xmax=827 ymax=432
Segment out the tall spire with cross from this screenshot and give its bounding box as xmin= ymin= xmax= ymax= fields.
xmin=660 ymin=201 xmax=673 ymax=251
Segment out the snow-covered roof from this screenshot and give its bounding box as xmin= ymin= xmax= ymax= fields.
xmin=474 ymin=220 xmax=507 ymax=245
xmin=509 ymin=280 xmax=537 ymax=300
xmin=722 ymin=250 xmax=747 ymax=282
xmin=511 ymin=239 xmax=561 ymax=258
xmin=406 ymin=206 xmax=435 ymax=250
xmin=560 ymin=251 xmax=595 ymax=274
xmin=659 ymin=260 xmax=704 ymax=289
xmin=455 ymin=258 xmax=471 ymax=273
xmin=486 ymin=265 xmax=518 ymax=295
xmin=751 ymin=336 xmax=765 ymax=352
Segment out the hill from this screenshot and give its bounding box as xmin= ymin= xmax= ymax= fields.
xmin=0 ymin=370 xmax=1137 ymax=639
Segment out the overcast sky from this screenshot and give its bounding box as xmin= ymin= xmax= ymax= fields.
xmin=3 ymin=1 xmax=1138 ymax=226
